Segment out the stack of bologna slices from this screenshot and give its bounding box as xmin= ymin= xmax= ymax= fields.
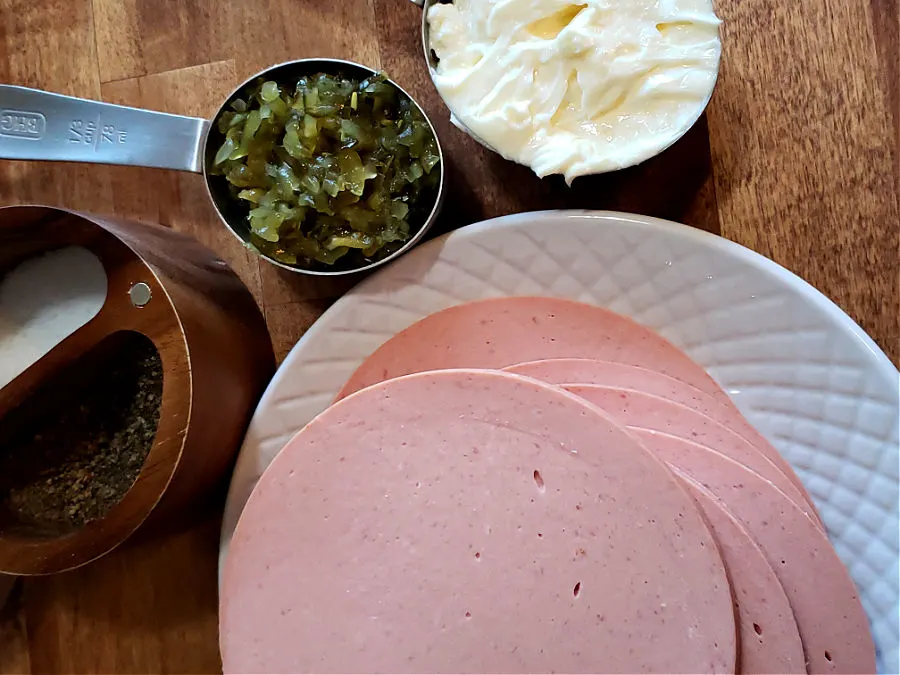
xmin=221 ymin=297 xmax=877 ymax=674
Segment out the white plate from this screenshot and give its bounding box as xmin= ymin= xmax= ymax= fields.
xmin=220 ymin=210 xmax=899 ymax=673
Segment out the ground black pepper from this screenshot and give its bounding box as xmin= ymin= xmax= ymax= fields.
xmin=0 ymin=333 xmax=163 ymax=535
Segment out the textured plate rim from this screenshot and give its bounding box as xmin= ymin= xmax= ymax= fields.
xmin=223 ymin=209 xmax=898 ymax=548
xmin=309 ymin=209 xmax=896 ymax=382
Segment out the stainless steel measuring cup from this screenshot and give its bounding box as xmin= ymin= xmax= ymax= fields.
xmin=408 ymin=0 xmax=720 ymax=176
xmin=0 ymin=59 xmax=445 ymax=276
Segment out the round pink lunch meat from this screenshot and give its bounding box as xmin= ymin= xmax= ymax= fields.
xmin=684 ymin=481 xmax=806 ymax=674
xmin=336 ymin=297 xmax=732 ymax=402
xmin=643 ymin=435 xmax=875 ymax=675
xmin=564 ymin=384 xmax=875 ymax=674
xmin=222 ymin=370 xmax=736 ymax=674
xmin=505 ymin=357 xmax=818 ymax=514
xmin=563 ymin=385 xmax=820 ymax=523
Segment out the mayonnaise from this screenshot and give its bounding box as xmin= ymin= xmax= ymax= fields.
xmin=427 ymin=0 xmax=722 ymax=183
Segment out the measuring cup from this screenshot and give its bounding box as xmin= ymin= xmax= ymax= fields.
xmin=408 ymin=0 xmax=721 ymax=175
xmin=0 ymin=59 xmax=445 ymax=276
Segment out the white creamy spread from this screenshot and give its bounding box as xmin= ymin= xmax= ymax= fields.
xmin=427 ymin=0 xmax=722 ymax=182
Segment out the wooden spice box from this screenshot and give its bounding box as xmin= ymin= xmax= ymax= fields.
xmin=0 ymin=205 xmax=275 ymax=575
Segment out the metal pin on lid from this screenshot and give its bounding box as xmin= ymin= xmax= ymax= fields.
xmin=129 ymin=282 xmax=152 ymax=307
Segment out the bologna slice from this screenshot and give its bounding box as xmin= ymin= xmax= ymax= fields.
xmin=641 ymin=435 xmax=875 ymax=675
xmin=222 ymin=370 xmax=736 ymax=674
xmin=565 ymin=385 xmax=875 ymax=674
xmin=336 ymin=297 xmax=733 ymax=402
xmin=562 ymin=385 xmax=820 ymax=523
xmin=687 ymin=481 xmax=806 ymax=674
xmin=505 ymin=357 xmax=818 ymax=516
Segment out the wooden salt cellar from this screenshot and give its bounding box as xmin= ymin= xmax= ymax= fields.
xmin=0 ymin=205 xmax=275 ymax=575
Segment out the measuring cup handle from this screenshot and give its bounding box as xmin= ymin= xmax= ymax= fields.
xmin=0 ymin=85 xmax=209 ymax=173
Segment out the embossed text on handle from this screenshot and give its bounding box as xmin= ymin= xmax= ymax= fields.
xmin=0 ymin=85 xmax=209 ymax=173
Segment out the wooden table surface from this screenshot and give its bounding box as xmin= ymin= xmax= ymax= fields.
xmin=0 ymin=0 xmax=897 ymax=672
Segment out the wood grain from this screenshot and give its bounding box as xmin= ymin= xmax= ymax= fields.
xmin=869 ymin=0 xmax=899 ymax=160
xmin=706 ymin=0 xmax=899 ymax=348
xmin=24 ymin=516 xmax=223 ymax=674
xmin=0 ymin=0 xmax=897 ymax=671
xmin=0 ymin=578 xmax=29 ymax=675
